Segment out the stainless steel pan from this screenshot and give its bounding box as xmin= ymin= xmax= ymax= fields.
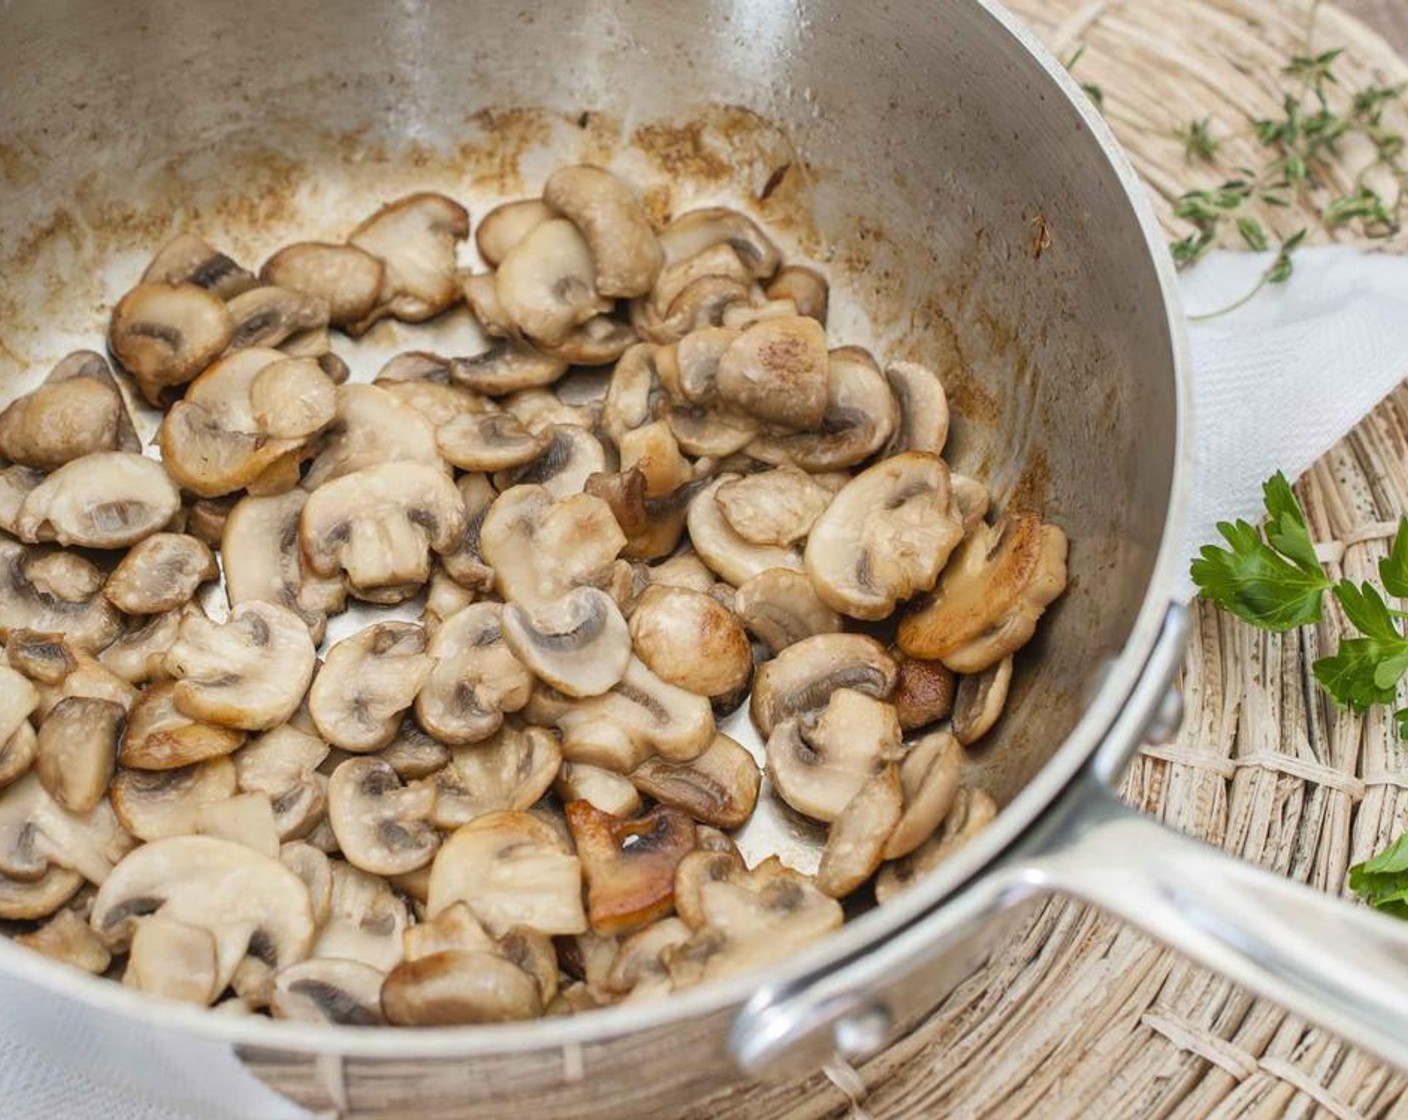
xmin=4 ymin=1 xmax=1408 ymax=1116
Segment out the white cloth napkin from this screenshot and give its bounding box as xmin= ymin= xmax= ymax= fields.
xmin=4 ymin=246 xmax=1408 ymax=1118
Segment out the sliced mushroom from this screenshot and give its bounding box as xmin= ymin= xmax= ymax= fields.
xmin=554 ymin=761 xmax=642 ymax=818
xmin=98 ymin=612 xmax=183 ymax=686
xmin=538 ymin=314 xmax=638 ymax=367
xmin=462 ymin=270 xmax=518 ymax=337
xmin=815 ymin=763 xmax=903 ymax=898
xmin=260 ymin=242 xmax=385 ymax=328
xmin=0 ymin=465 xmax=45 ymax=538
xmin=897 ymin=515 xmax=1069 ymax=672
xmin=92 ymin=835 xmax=315 ymax=992
xmin=271 ymin=958 xmax=385 ymax=1025
xmin=627 ymin=584 xmax=751 ymax=701
xmin=186 ymin=496 xmax=237 ymax=548
xmin=111 ymin=758 xmax=238 ymax=841
xmin=430 ymin=723 xmax=562 ymax=829
xmin=108 ymin=282 xmax=234 ymax=405
xmin=566 ymin=801 xmax=697 ymax=935
xmin=448 ymin=338 xmax=569 ymax=397
xmin=630 ymin=732 xmax=761 ymax=830
xmin=492 ymin=424 xmax=608 ymax=500
xmin=142 ymin=233 xmax=257 ymax=298
xmin=157 ymin=399 xmax=301 ymax=500
xmin=0 ymin=865 xmax=84 ymax=920
xmin=0 ymin=720 xmax=37 ymax=791
xmin=248 ymin=356 xmax=338 ymax=439
xmin=312 ymin=861 xmax=409 ymax=972
xmin=279 ymin=843 xmax=332 ymax=926
xmin=163 ymin=602 xmax=315 ymax=732
xmin=496 ymin=218 xmax=613 ymax=345
xmin=225 ymin=286 xmax=330 ymax=351
xmin=196 ymin=793 xmax=281 ymax=859
xmin=35 ymin=696 xmax=123 ymax=814
xmin=949 ymin=473 xmax=990 ymax=533
xmin=436 ymin=411 xmax=551 ymax=472
xmin=804 ymin=452 xmax=963 ymax=621
xmin=605 ymin=917 xmax=690 ymax=1001
xmin=119 ymin=681 xmax=246 ymax=770
xmin=300 ymin=461 xmax=466 ymax=598
xmin=883 ymin=731 xmax=964 ymax=860
xmin=302 ymin=383 xmax=445 ymax=490
xmin=348 ymin=192 xmax=470 ymax=330
xmin=0 ymin=771 xmax=133 ymax=885
xmin=714 ymin=316 xmax=828 ymax=431
xmin=748 ymin=347 xmax=897 ymax=471
xmin=475 ymin=198 xmax=554 ymax=267
xmin=123 ymin=914 xmax=222 ymax=1005
xmin=501 ymin=587 xmax=631 ymax=698
xmin=328 ymin=757 xmax=439 ymax=876
xmin=374 ymin=352 xmax=494 ymax=424
xmin=585 ymin=467 xmax=698 ymax=562
xmin=883 ymin=361 xmax=948 ymax=456
xmin=749 ymin=633 xmax=896 ymax=739
xmin=714 ymin=467 xmax=831 ymax=547
xmin=382 ymin=948 xmax=542 ymax=1025
xmin=657 ymin=208 xmax=780 ymax=280
xmin=423 ymin=566 xmax=478 ymax=633
xmin=0 ymin=667 xmax=39 ymax=790
xmin=952 ymin=657 xmax=1014 ymax=746
xmin=427 ymin=810 xmax=586 ymax=936
xmin=543 ymin=165 xmax=663 ymax=299
xmin=875 ymin=787 xmax=997 ymax=903
xmin=685 ymin=476 xmax=803 ymax=587
xmin=15 ymin=905 xmax=112 ymax=974
xmin=733 ymin=568 xmax=841 ymax=656
xmin=480 ymin=485 xmax=626 ymax=610
xmin=0 ymin=369 xmax=126 ymax=470
xmin=104 ymin=533 xmax=217 ymax=615
xmin=643 ymin=549 xmax=717 ymax=595
xmin=635 ymin=257 xmax=754 ymax=346
xmin=235 ymin=725 xmax=330 ymax=840
xmin=892 ymin=652 xmax=958 ymax=730
xmin=378 ymin=719 xmax=451 ymax=780
xmin=414 ymin=602 xmax=532 ymax=745
xmin=764 ymin=266 xmax=828 ymax=324
xmin=310 ymin=623 xmax=434 ymax=752
xmin=502 ymin=386 xmax=600 ymax=434
xmin=15 ymin=452 xmax=179 ymax=549
xmin=766 ymin=687 xmax=903 ymax=823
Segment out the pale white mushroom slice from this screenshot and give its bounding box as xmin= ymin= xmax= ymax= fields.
xmin=715 ymin=467 xmax=832 ymax=547
xmin=328 ymin=757 xmax=439 ymax=876
xmin=616 ymin=418 xmax=692 ymax=499
xmin=382 ymin=948 xmax=543 ymax=1025
xmin=475 ymin=199 xmax=554 ymax=267
xmin=414 ymin=602 xmax=532 ymax=745
xmin=195 ymin=793 xmax=281 ymax=859
xmin=543 ymin=165 xmax=664 ymax=299
xmin=496 ymin=218 xmax=612 ymax=346
xmin=500 ymin=387 xmax=599 ymax=434
xmin=427 ymin=810 xmax=586 ymax=936
xmin=423 ymin=565 xmax=478 ymax=632
xmin=733 ymin=568 xmax=842 ymax=656
xmin=118 ymin=681 xmax=245 ymax=770
xmin=0 ymin=361 xmax=129 ymax=470
xmin=437 ymin=412 xmax=552 ymax=472
xmin=430 ymin=724 xmax=562 ymax=829
xmin=378 ymin=718 xmax=451 ymax=780
xmin=630 ymin=732 xmax=761 ymax=830
xmin=952 ymin=656 xmax=1014 ymax=746
xmin=280 ymin=842 xmax=333 ymax=926
xmin=714 ymin=316 xmax=829 ymax=431
xmin=185 ymin=496 xmax=236 ymax=548
xmin=0 ymin=666 xmax=39 ymax=752
xmin=225 ymin=286 xmax=330 ymax=351
xmin=447 ymin=338 xmax=569 ymax=397
xmin=816 ymin=764 xmax=904 ymax=898
xmin=260 ymin=242 xmax=386 ymax=328
xmin=883 ymin=361 xmax=949 ymax=456
xmin=15 ymin=452 xmax=179 ymax=549
xmin=804 ymin=452 xmax=964 ymax=621
xmin=883 ymin=731 xmax=965 ymax=860
xmin=0 ymin=465 xmax=46 ymax=539
xmin=603 ymin=917 xmax=690 ymax=1001
xmin=223 ymin=490 xmax=346 ymax=644
xmin=492 ymin=424 xmax=608 ymax=500
xmin=271 ymin=958 xmax=386 ymax=1026
xmin=892 ymin=651 xmax=957 ymax=731
xmin=764 ymin=265 xmax=828 ymax=323
xmin=537 ymin=313 xmax=637 ymax=367
xmin=300 ymin=461 xmax=467 ymax=598
xmin=348 ymin=192 xmax=470 ymax=330
xmin=0 ymin=865 xmax=84 ymax=921
xmin=685 ymin=476 xmax=803 ymax=588
xmin=634 ymin=254 xmax=754 ymax=345
xmin=898 ymin=514 xmax=1069 ymax=672
xmin=143 ymin=233 xmax=258 ymax=299
xmin=234 ymin=725 xmax=330 ymax=841
xmin=124 ymin=914 xmax=222 ymax=1006
xmin=302 ymin=383 xmax=446 ymax=490
xmin=108 ymin=281 xmax=234 ymax=406
xmin=310 ymin=622 xmax=434 ymax=752
xmin=312 ymin=860 xmax=409 ymax=972
xmin=163 ymin=602 xmax=316 ymax=732
xmin=501 ymin=587 xmax=631 ymax=698
xmin=111 ymin=758 xmax=238 ymax=842
xmin=876 ymin=787 xmax=998 ymax=903
xmin=35 ymin=696 xmax=122 ymax=814
xmin=554 ymin=761 xmax=642 ymax=818
xmin=627 ymin=585 xmax=751 ymax=701
xmin=0 ymin=772 xmax=133 ymax=885
xmin=480 ymin=485 xmax=626 ymax=610
xmin=765 ymin=687 xmax=903 ymax=824
xmin=248 ymin=356 xmax=338 ymax=439
xmin=373 ymin=351 xmax=494 ymax=424
xmin=92 ymin=835 xmax=316 ymax=992
xmin=104 ymin=533 xmax=217 ymax=615
xmin=642 ymin=549 xmax=716 ymax=595
xmin=565 ymin=801 xmax=696 ymax=936
xmin=14 ymin=905 xmax=113 ymax=974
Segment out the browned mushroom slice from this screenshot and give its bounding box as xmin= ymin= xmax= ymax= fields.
xmin=883 ymin=731 xmax=965 ymax=860
xmin=0 ymin=541 xmax=116 ymax=652
xmin=543 ymin=165 xmax=664 ymax=299
xmin=15 ymin=905 xmax=112 ymax=974
xmin=119 ymin=681 xmax=245 ymax=770
xmin=952 ymin=657 xmax=1014 ymax=746
xmin=685 ymin=476 xmax=803 ymax=587
xmin=186 ymin=496 xmax=237 ymax=547
xmin=225 ymin=286 xmax=330 ymax=351
xmin=0 ymin=865 xmax=84 ymax=920
xmin=271 ymin=958 xmax=386 ymax=1025
xmin=750 ymin=632 xmax=897 ymax=738
xmin=0 ymin=771 xmax=133 ymax=885
xmin=158 ymin=400 xmax=302 ymax=499
xmin=734 ymin=568 xmax=842 ymax=656
xmin=328 ymin=757 xmax=439 ymax=876
xmin=300 ymin=461 xmax=467 ymax=598
xmin=554 ymin=761 xmax=641 ymax=818
xmin=883 ymin=361 xmax=949 ymax=457
xmin=495 ymin=218 xmax=612 ymax=346
xmin=0 ymin=367 xmax=127 ymax=471
xmin=480 ymin=485 xmax=626 ymax=610
xmin=427 ymin=810 xmax=586 ymax=937
xmin=234 ymin=725 xmax=329 ymax=841
xmin=627 ymin=585 xmax=752 ymax=702
xmin=891 ymin=652 xmax=958 ymax=730
xmin=565 ymin=801 xmax=697 ymax=935
xmin=448 ymin=339 xmax=569 ymax=397
xmin=630 ymin=732 xmax=761 ymax=830
xmin=658 ymin=208 xmax=781 ymax=280
xmin=309 ymin=622 xmax=433 ymax=753
xmin=714 ymin=467 xmax=831 ymax=547
xmin=348 ymin=192 xmax=470 ymax=331
xmin=584 ymin=468 xmax=695 ymax=563
xmin=15 ymin=452 xmax=180 ymax=549
xmin=403 ymin=899 xmax=496 ymax=961
xmin=430 ymin=723 xmax=562 ymax=829
xmin=111 ymin=758 xmax=238 ymax=841
xmin=617 ymin=418 xmax=691 ymax=497
xmin=501 ymin=587 xmax=631 ymax=698
xmin=104 ymin=533 xmax=217 ymax=615
xmin=475 ymin=199 xmax=554 ymax=267
xmin=805 ymin=452 xmax=963 ymax=621
xmin=35 ymin=696 xmax=122 ymax=814
xmin=876 ymin=787 xmax=998 ymax=903
xmin=302 ymin=383 xmax=445 ymax=490
xmin=381 ymin=949 xmax=543 ymax=1025
xmin=898 ymin=515 xmax=1069 ymax=672
xmin=260 ymin=242 xmax=385 ymax=328
xmin=436 ymin=411 xmax=552 ymax=472
xmin=108 ymin=281 xmax=234 ymax=406
xmin=764 ymin=266 xmax=828 ymax=323
xmin=143 ymin=233 xmax=258 ymax=299
xmin=816 ymin=764 xmax=904 ymax=898
xmin=714 ymin=316 xmax=828 ymax=431
xmin=414 ymin=602 xmax=532 ymax=745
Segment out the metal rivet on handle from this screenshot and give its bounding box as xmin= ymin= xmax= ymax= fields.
xmin=833 ymin=1004 xmax=893 ymax=1061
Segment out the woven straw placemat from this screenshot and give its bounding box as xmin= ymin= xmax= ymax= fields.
xmin=712 ymin=3 xmax=1408 ymax=1117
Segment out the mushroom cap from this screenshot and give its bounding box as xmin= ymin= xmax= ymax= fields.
xmin=225 ymin=286 xmax=330 ymax=351
xmin=163 ymin=601 xmax=316 ymax=732
xmin=111 ymin=758 xmax=238 ymax=842
xmin=427 ymin=810 xmax=586 ymax=937
xmin=475 ymin=199 xmax=554 ymax=267
xmin=430 ymin=723 xmax=562 ymax=829
xmin=0 ymin=770 xmax=133 ymax=885
xmin=804 ymin=451 xmax=964 ymax=621
xmin=348 ymin=192 xmax=470 ymax=328
xmin=234 ymin=724 xmax=330 ymax=841
xmin=300 ymin=461 xmax=467 ymax=596
xmin=381 ymin=949 xmax=543 ymax=1025
xmin=108 ymin=282 xmax=234 ymax=406
xmin=271 ymin=958 xmax=385 ymax=1026
xmin=414 ymin=602 xmax=532 ymax=745
xmin=657 ymin=208 xmax=780 ymax=280
xmin=302 ymin=383 xmax=446 ymax=490
xmin=883 ymin=361 xmax=949 ymax=457
xmin=892 ymin=652 xmax=958 ymax=731
xmin=480 ymin=485 xmax=626 ymax=610
xmin=553 ymin=761 xmax=642 ymax=818
xmin=260 ymin=242 xmax=385 ymax=328
xmin=16 ymin=452 xmax=180 ymax=549
xmin=883 ymin=730 xmax=965 ymax=860
xmin=627 ymin=584 xmax=751 ymax=699
xmin=0 ymin=864 xmax=84 ymax=920
xmin=764 ymin=266 xmax=828 ymax=324
xmin=35 ymin=695 xmax=123 ymax=814
xmin=436 ymin=411 xmax=552 ymax=472
xmin=815 ymin=764 xmax=904 ymax=898
xmin=14 ymin=906 xmax=113 ymax=975
xmin=448 ymin=339 xmax=569 ymax=397
xmin=312 ymin=860 xmax=409 ymax=972
xmin=104 ymin=533 xmax=217 ymax=615
xmin=91 ymin=835 xmax=316 ymax=991
xmin=897 ymin=515 xmax=1069 ymax=672
xmin=715 ymin=467 xmax=832 ymax=548
xmin=0 ymin=375 xmax=123 ymax=471
xmin=715 ymin=316 xmax=829 ymax=431
xmin=328 ymin=757 xmax=440 ymax=876
xmin=952 ymin=656 xmax=1014 ymax=746
xmin=542 ymin=165 xmax=664 ymax=299
xmin=248 ymin=357 xmax=338 ymax=440
xmin=629 ymin=732 xmax=761 ymax=830
xmin=749 ymin=632 xmax=897 ymax=738
xmin=142 ymin=233 xmax=258 ymax=300
xmin=685 ymin=476 xmax=803 ymax=588
xmin=310 ymin=622 xmax=434 ymax=752
xmin=0 ymin=539 xmax=121 ymax=652
xmin=501 ymin=587 xmax=631 ymax=699
xmin=98 ymin=612 xmax=184 ymax=685
xmin=733 ymin=568 xmax=842 ymax=656
xmin=875 ymin=787 xmax=997 ymax=904
xmin=492 ymin=424 xmax=608 ymax=500
xmin=119 ymin=680 xmax=246 ymax=771
xmin=495 ymin=218 xmax=612 ymax=346
xmin=566 ymin=801 xmax=697 ymax=935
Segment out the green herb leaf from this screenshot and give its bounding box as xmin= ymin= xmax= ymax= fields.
xmin=1237 ymin=216 xmax=1270 ymax=251
xmin=1176 ymin=118 xmax=1220 ymax=163
xmin=1313 ymin=636 xmax=1407 ymax=710
xmin=1350 ymin=830 xmax=1408 ymax=917
xmin=1381 ymin=518 xmax=1408 ymax=598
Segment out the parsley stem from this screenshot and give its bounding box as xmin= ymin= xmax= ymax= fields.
xmin=1186 ymin=262 xmax=1277 ymax=322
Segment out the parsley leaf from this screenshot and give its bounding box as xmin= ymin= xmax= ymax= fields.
xmin=1381 ymin=516 xmax=1408 ymax=597
xmin=1350 ymin=831 xmax=1408 ymax=917
xmin=1190 ymin=472 xmax=1331 ymax=629
xmin=1311 ymin=580 xmax=1408 ymax=714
